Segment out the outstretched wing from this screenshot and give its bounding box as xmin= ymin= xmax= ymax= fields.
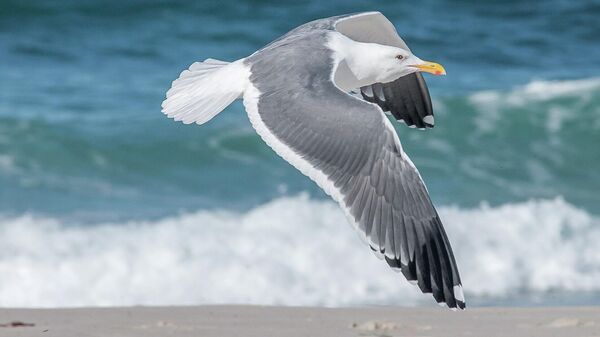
xmin=243 ymin=36 xmax=464 ymax=308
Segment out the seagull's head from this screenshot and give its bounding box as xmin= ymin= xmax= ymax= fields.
xmin=371 ymin=45 xmax=446 ymax=83
xmin=330 ymin=34 xmax=446 ymax=89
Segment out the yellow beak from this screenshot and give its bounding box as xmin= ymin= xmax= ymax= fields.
xmin=411 ymin=61 xmax=446 ymax=76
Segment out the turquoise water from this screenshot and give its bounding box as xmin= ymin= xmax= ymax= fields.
xmin=1 ymin=0 xmax=600 ymax=307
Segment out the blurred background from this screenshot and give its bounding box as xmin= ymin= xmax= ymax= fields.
xmin=1 ymin=0 xmax=599 ymax=308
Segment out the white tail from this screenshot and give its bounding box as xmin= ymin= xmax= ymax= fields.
xmin=162 ymin=58 xmax=249 ymax=125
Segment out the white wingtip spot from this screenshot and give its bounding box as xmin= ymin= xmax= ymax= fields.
xmin=453 ymin=285 xmax=465 ymax=302
xmin=423 ymin=115 xmax=434 ymax=125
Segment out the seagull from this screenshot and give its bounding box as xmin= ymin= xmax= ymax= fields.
xmin=162 ymin=11 xmax=465 ymax=310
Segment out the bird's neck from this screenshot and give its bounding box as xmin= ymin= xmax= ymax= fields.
xmin=327 ymin=32 xmax=386 ymax=91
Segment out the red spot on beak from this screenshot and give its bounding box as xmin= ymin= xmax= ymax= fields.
xmin=413 ymin=61 xmax=446 ymax=76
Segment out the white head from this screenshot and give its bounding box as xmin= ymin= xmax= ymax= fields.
xmin=329 ymin=33 xmax=446 ymax=90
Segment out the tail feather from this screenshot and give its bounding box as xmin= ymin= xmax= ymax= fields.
xmin=162 ymin=58 xmax=249 ymax=125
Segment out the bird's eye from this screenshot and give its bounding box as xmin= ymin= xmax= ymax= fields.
xmin=395 ymin=55 xmax=404 ymax=60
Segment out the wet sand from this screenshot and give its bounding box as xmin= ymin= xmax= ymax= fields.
xmin=0 ymin=305 xmax=599 ymax=337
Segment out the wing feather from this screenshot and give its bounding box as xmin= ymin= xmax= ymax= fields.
xmin=361 ymin=73 xmax=435 ymax=129
xmin=242 ymin=25 xmax=464 ymax=309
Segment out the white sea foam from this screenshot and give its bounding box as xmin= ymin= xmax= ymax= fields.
xmin=1 ymin=195 xmax=599 ymax=308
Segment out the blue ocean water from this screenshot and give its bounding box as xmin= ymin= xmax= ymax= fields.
xmin=1 ymin=0 xmax=599 ymax=308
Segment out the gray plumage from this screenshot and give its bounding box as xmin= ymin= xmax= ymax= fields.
xmin=243 ymin=13 xmax=464 ymax=309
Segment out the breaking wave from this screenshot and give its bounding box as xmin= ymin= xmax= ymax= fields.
xmin=1 ymin=195 xmax=599 ymax=308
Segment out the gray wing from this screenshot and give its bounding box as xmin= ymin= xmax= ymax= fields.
xmin=244 ymin=31 xmax=464 ymax=309
xmin=360 ymin=73 xmax=435 ymax=129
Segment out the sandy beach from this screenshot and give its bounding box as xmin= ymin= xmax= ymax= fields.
xmin=0 ymin=305 xmax=598 ymax=337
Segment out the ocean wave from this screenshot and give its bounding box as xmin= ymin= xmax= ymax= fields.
xmin=464 ymin=77 xmax=600 ymax=134
xmin=468 ymin=77 xmax=600 ymax=120
xmin=2 ymin=77 xmax=598 ymax=176
xmin=470 ymin=77 xmax=600 ymax=106
xmin=1 ymin=195 xmax=598 ymax=308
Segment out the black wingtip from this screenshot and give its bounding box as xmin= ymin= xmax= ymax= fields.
xmin=380 ymin=214 xmax=465 ymax=311
xmin=360 ymin=73 xmax=435 ymax=129
xmin=433 ymin=295 xmax=466 ymax=310
xmin=422 ymin=282 xmax=466 ymax=310
xmin=439 ymin=284 xmax=466 ymax=310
